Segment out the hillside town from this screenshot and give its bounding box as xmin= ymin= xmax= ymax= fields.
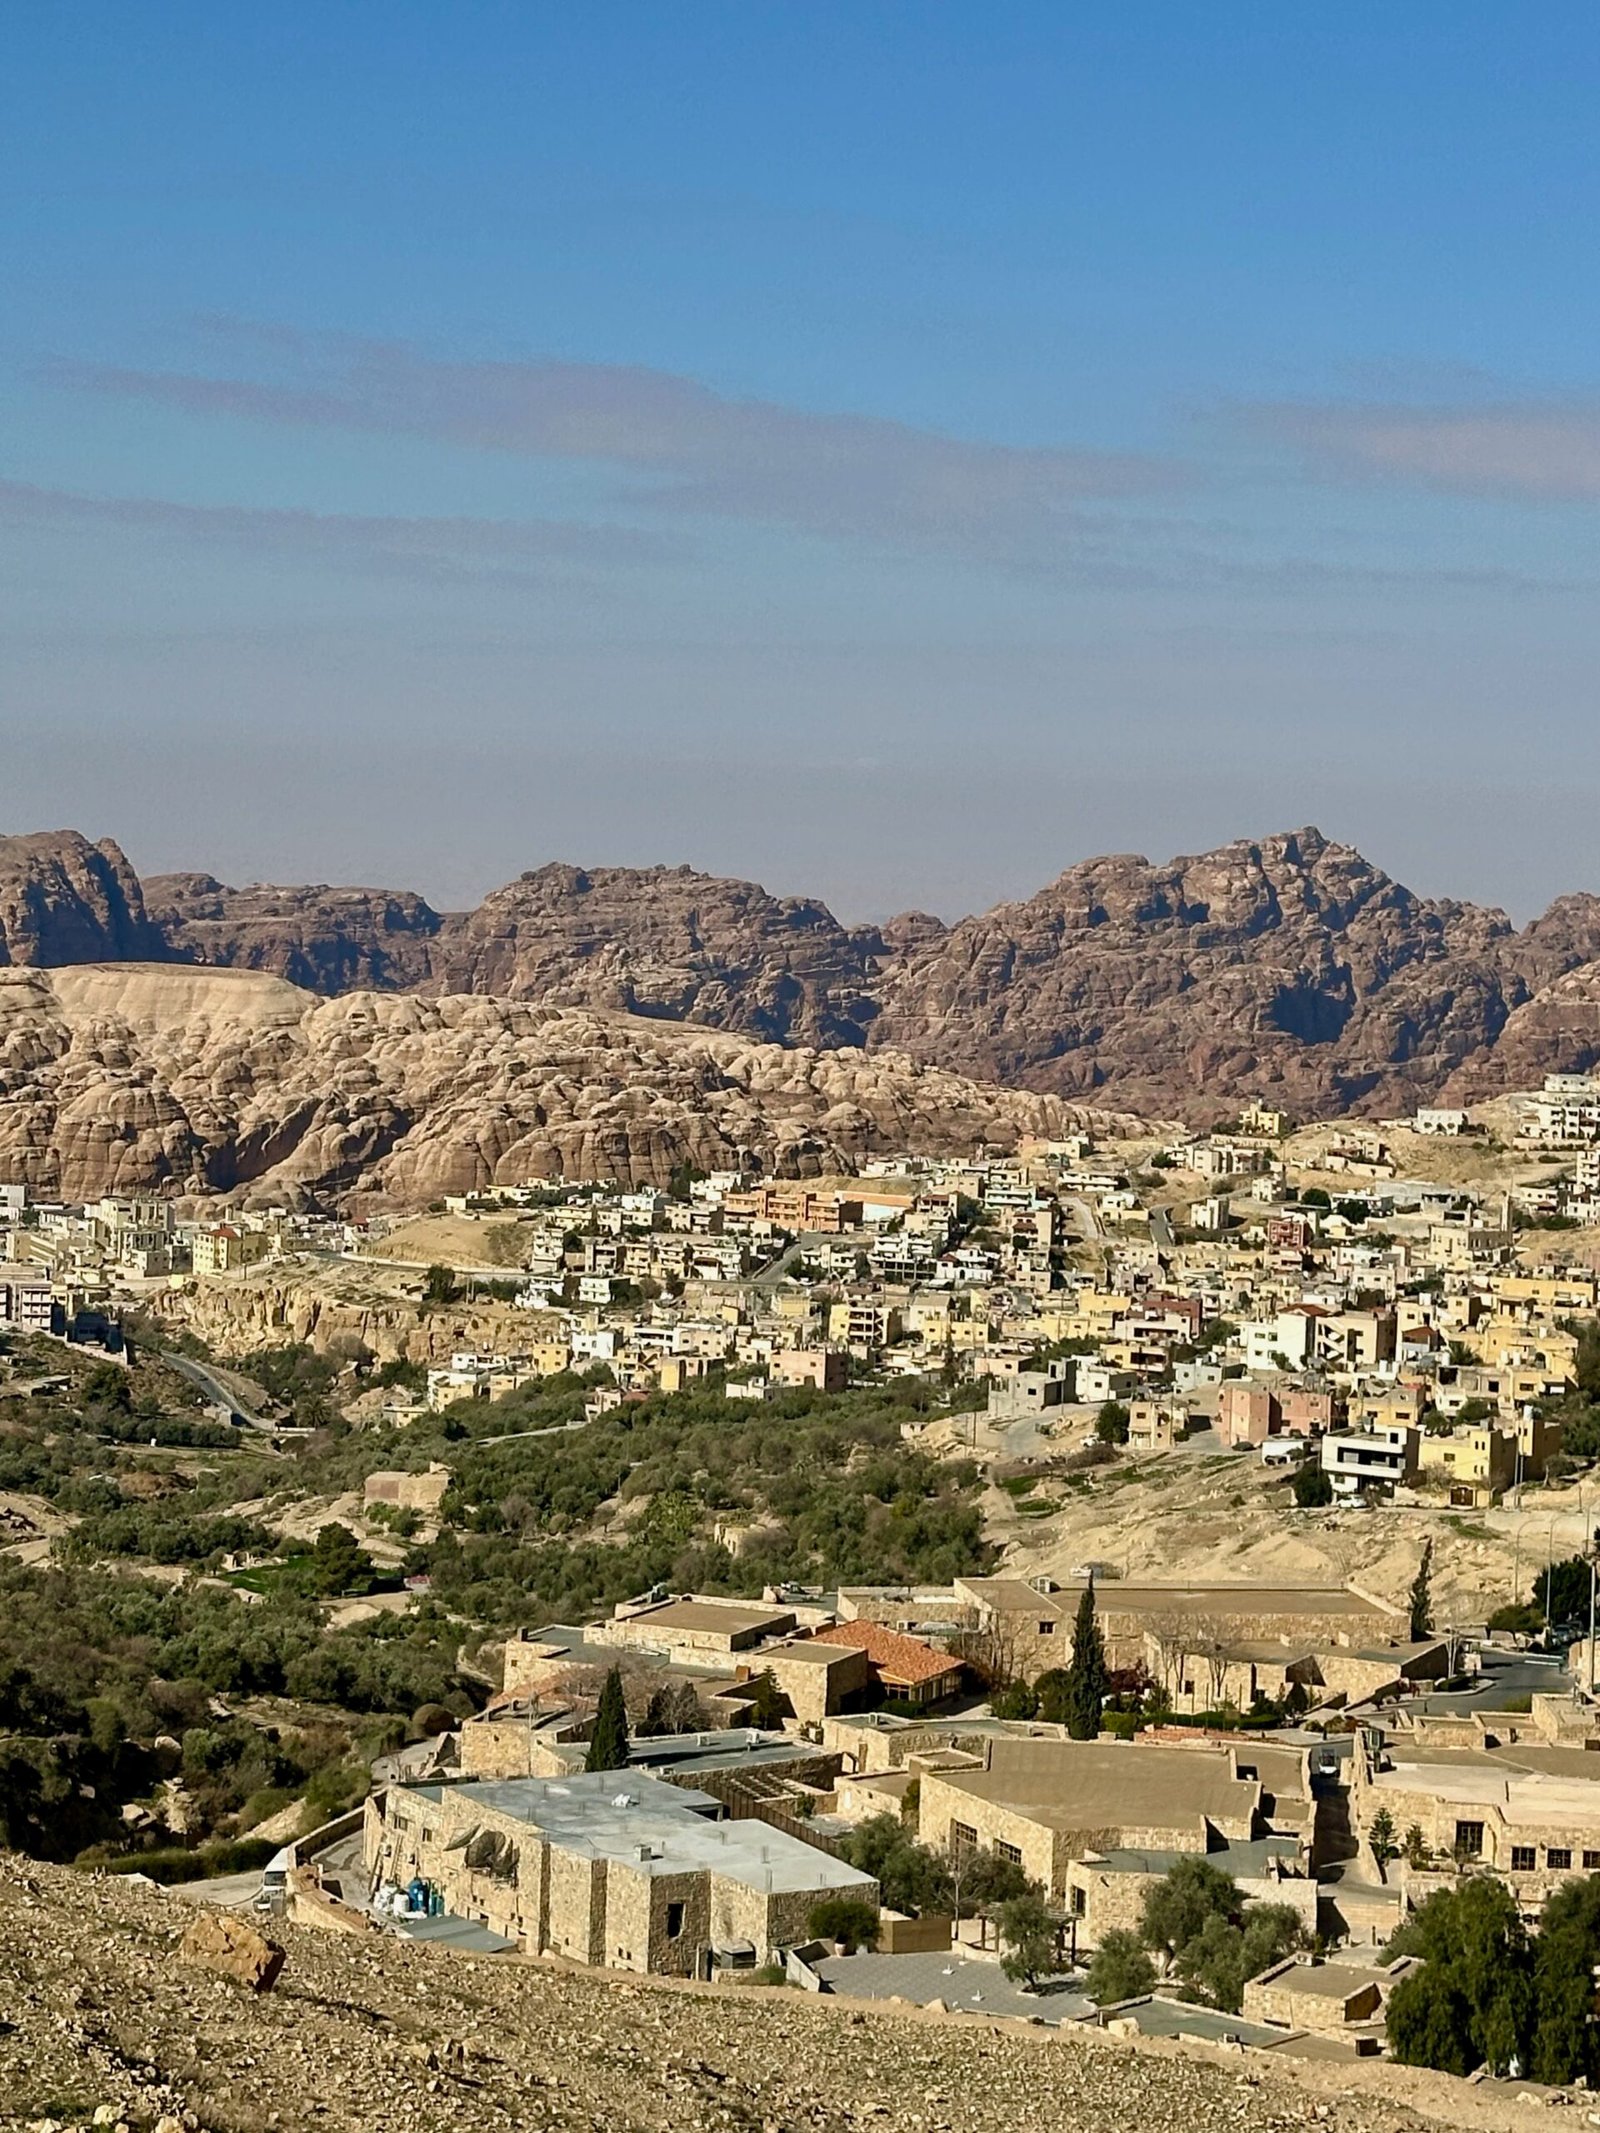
xmin=10 ymin=1074 xmax=1600 ymax=1507
xmin=12 ymin=1069 xmax=1600 ymax=2086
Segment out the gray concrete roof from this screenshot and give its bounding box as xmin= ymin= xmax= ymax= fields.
xmin=403 ymin=1773 xmax=872 ymax=1898
xmin=395 ymin=1912 xmax=517 ymax=1954
xmin=521 ymin=1624 xmax=734 ymax=1683
xmin=1085 ymin=1835 xmax=1301 ymax=1878
xmin=1102 ymin=1995 xmax=1291 ymax=2047
xmin=542 ymin=1728 xmax=824 ymax=1779
xmin=815 ymin=1949 xmax=1091 ymax=2024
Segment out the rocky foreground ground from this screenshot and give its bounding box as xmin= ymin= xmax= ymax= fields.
xmin=0 ymin=1858 xmax=1482 ymax=2133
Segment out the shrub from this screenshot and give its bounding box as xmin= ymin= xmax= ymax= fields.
xmin=808 ymin=1895 xmax=878 ymax=1953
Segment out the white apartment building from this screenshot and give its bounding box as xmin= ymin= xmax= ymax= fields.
xmin=1320 ymin=1423 xmax=1418 ymax=1500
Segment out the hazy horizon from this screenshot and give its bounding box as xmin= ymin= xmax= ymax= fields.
xmin=7 ymin=7 xmax=1600 ymax=922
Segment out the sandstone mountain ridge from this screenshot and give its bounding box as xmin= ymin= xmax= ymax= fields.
xmin=6 ymin=824 xmax=1600 ymax=1120
xmin=0 ymin=962 xmax=1134 ymax=1207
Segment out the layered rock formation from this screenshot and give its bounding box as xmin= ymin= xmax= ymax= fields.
xmin=0 ymin=830 xmax=168 ymax=967
xmin=147 ymin=872 xmax=443 ymax=993
xmin=15 ymin=824 xmax=1600 ymax=1118
xmin=0 ymin=963 xmax=1122 ymax=1207
xmin=419 ymin=861 xmax=885 ymax=1047
xmin=871 ymin=828 xmax=1534 ymax=1118
xmin=1442 ymin=961 xmax=1600 ymax=1103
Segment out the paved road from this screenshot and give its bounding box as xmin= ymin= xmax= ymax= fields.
xmin=1148 ymin=1206 xmax=1176 ymax=1252
xmin=162 ymin=1352 xmax=275 ymax=1432
xmin=1406 ymin=1649 xmax=1569 ymax=1716
xmin=752 ymin=1238 xmax=804 ymax=1289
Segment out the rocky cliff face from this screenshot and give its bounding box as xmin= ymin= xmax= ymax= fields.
xmin=146 ymin=873 xmax=444 ymax=992
xmin=420 ymin=861 xmax=885 ymax=1047
xmin=870 ymin=828 xmax=1538 ymax=1119
xmin=16 ymin=825 xmax=1600 ymax=1119
xmin=0 ymin=963 xmax=1120 ymax=1207
xmin=1441 ymin=960 xmax=1600 ymax=1103
xmin=0 ymin=830 xmax=168 ymax=967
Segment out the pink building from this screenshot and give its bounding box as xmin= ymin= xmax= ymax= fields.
xmin=1218 ymin=1381 xmax=1280 ymax=1448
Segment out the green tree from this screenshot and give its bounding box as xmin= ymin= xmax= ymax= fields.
xmin=840 ymin=1814 xmax=953 ymax=1916
xmin=310 ymin=1521 xmax=372 ymax=1597
xmin=990 ymin=1678 xmax=1039 ymax=1719
xmin=1537 ymin=1555 xmax=1592 ymax=1626
xmin=423 ymin=1264 xmax=457 ymax=1306
xmin=959 ymin=1847 xmax=1035 ymax=1920
xmin=1138 ymin=1856 xmax=1240 ymax=1969
xmin=1291 ymin=1463 xmax=1333 ymax=1508
xmin=1369 ymin=1806 xmax=1398 ymax=1869
xmin=584 ymin=1665 xmax=631 ymax=1773
xmin=1085 ymin=1927 xmax=1156 ymax=2005
xmin=994 ymin=1891 xmax=1056 ymax=1987
xmin=1178 ymin=1903 xmax=1304 ymax=2014
xmin=1060 ymin=1581 xmax=1109 ymax=1740
xmin=808 ymin=1894 xmax=878 ymax=1953
xmin=745 ymin=1667 xmax=790 ymax=1728
xmin=1408 ymin=1541 xmax=1434 ymax=1642
xmin=83 ymin=1362 xmax=133 ymax=1415
xmin=1095 ymin=1401 xmax=1130 ymax=1447
xmin=1386 ymin=1878 xmax=1533 ymax=2077
xmin=1531 ymin=1875 xmax=1600 ymax=2085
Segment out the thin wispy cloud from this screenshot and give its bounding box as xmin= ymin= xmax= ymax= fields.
xmin=1250 ymin=399 xmax=1600 ymax=501
xmin=0 ymin=476 xmax=667 ymax=585
xmin=43 ymin=329 xmax=1185 ymax=566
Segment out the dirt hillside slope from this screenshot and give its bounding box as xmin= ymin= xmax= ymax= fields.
xmin=0 ymin=1857 xmax=1441 ymax=2133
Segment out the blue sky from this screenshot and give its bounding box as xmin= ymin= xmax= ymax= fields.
xmin=4 ymin=3 xmax=1600 ymax=918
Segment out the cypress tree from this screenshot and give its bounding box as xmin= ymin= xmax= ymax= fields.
xmin=1063 ymin=1579 xmax=1109 ymax=1739
xmin=585 ymin=1665 xmax=632 ymax=1772
xmin=1408 ymin=1541 xmax=1434 ymax=1642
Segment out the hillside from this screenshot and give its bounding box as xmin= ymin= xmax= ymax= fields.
xmin=0 ymin=963 xmax=1122 ymax=1207
xmin=0 ymin=1855 xmax=1437 ymax=2133
xmin=11 ymin=825 xmax=1600 ymax=1121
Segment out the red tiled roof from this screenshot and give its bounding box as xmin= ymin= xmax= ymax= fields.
xmin=810 ymin=1621 xmax=960 ymax=1687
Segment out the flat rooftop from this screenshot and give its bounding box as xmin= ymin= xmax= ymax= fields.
xmin=1258 ymin=1960 xmax=1391 ymax=2001
xmin=402 ymin=1773 xmax=872 ymax=1897
xmin=1087 ymin=1835 xmax=1301 ymax=1879
xmin=1375 ymin=1756 xmax=1600 ymax=1820
xmin=528 ymin=1727 xmax=819 ymax=1780
xmin=958 ymin=1577 xmax=1399 ymax=1621
xmin=763 ymin=1639 xmax=856 ymax=1668
xmin=519 ymin=1624 xmax=734 ymax=1683
xmin=814 ymin=1948 xmax=1091 ymax=2024
xmin=931 ymin=1740 xmax=1258 ymax=1834
xmin=619 ymin=1599 xmax=793 ymax=1636
xmin=1107 ymin=1996 xmax=1289 ymax=2049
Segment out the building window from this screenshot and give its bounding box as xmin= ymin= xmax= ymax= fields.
xmin=1584 ymin=1851 xmax=1600 ymax=1871
xmin=1070 ymin=1887 xmax=1086 ymax=1916
xmin=1038 ymin=1621 xmax=1056 ymax=1635
xmin=666 ymin=1902 xmax=686 ymax=1939
xmin=1548 ymin=1848 xmax=1573 ymax=1871
xmin=995 ymin=1840 xmax=1023 ymax=1866
xmin=1511 ymin=1846 xmax=1536 ymax=1871
xmin=950 ymin=1821 xmax=978 ymax=1856
xmin=1454 ymin=1821 xmax=1484 ymax=1858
